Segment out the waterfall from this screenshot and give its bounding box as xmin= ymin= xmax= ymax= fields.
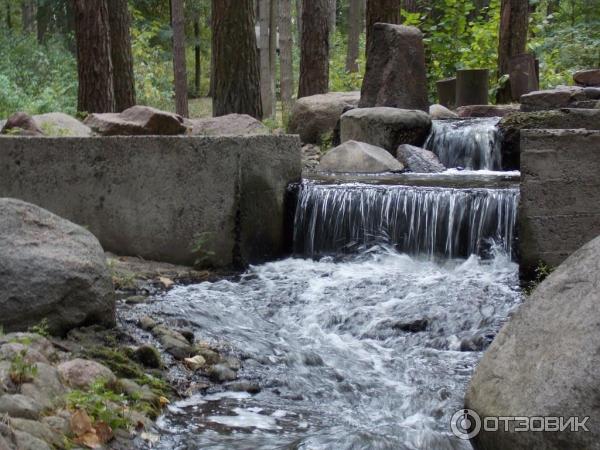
xmin=293 ymin=182 xmax=519 ymax=259
xmin=425 ymin=118 xmax=502 ymax=170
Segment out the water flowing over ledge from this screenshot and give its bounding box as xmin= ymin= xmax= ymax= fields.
xmin=294 ymin=182 xmax=519 ymax=260
xmin=425 ymin=118 xmax=502 ymax=170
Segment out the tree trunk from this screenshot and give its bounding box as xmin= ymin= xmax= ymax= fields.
xmin=108 ymin=0 xmax=136 ymax=112
xmin=366 ymin=0 xmax=400 ymax=51
xmin=296 ymin=0 xmax=302 ymax=43
xmin=5 ymin=1 xmax=11 ymax=29
xmin=497 ymin=0 xmax=529 ymax=103
xmin=21 ymin=0 xmax=35 ymax=33
xmin=212 ymin=0 xmax=262 ymax=119
xmin=36 ymin=1 xmax=50 ymax=43
xmin=194 ymin=18 xmax=201 ymax=96
xmin=345 ymin=0 xmax=363 ymax=72
xmin=279 ymin=0 xmax=294 ymax=121
xmin=259 ymin=0 xmax=273 ymax=118
xmin=298 ymin=0 xmax=329 ymax=98
xmin=329 ymin=0 xmax=337 ymax=45
xmin=171 ymin=0 xmax=189 ymax=117
xmin=74 ymin=0 xmax=114 ymax=113
xmin=269 ymin=0 xmax=277 ymax=116
xmin=402 ymin=0 xmax=418 ymax=13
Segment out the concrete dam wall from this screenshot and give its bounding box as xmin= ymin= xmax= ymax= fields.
xmin=0 ymin=135 xmax=302 ymax=267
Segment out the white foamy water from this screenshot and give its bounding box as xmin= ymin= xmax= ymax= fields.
xmin=139 ymin=248 xmax=521 ymax=450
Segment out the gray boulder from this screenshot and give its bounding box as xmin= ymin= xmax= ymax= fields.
xmin=340 ymin=107 xmax=432 ymax=154
xmin=429 ymin=104 xmax=458 ymax=119
xmin=465 ymin=235 xmax=600 ymax=450
xmin=84 ymin=105 xmax=187 ymax=135
xmin=359 ymin=24 xmax=428 ymax=111
xmin=288 ymin=92 xmax=360 ymax=144
xmin=396 ymin=145 xmax=445 ymax=173
xmin=520 ymin=86 xmax=600 ymax=112
xmin=190 ymin=114 xmax=269 ymax=136
xmin=0 ymin=112 xmax=43 ymax=136
xmin=0 ymin=199 xmax=115 ymax=335
xmin=574 ymin=69 xmax=600 ymax=87
xmin=317 ymin=140 xmax=403 ymax=173
xmin=57 ymin=359 xmax=116 ymax=389
xmin=33 ymin=113 xmax=91 ymax=137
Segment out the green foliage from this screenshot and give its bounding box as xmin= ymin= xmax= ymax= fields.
xmin=190 ymin=232 xmax=216 ymax=268
xmin=0 ymin=32 xmax=77 ymax=117
xmin=329 ymin=31 xmax=366 ymax=92
xmin=67 ymin=380 xmax=130 ymax=431
xmin=525 ymin=260 xmax=555 ymax=295
xmin=9 ymin=350 xmax=38 ymax=386
xmin=28 ymin=318 xmax=51 ymax=337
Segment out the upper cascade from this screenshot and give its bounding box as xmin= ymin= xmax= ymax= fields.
xmin=425 ymin=118 xmax=502 ymax=171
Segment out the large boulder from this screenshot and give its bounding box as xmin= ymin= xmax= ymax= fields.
xmin=465 ymin=235 xmax=600 ymax=450
xmin=33 ymin=113 xmax=91 ymax=137
xmin=520 ymin=86 xmax=600 ymax=112
xmin=499 ymin=108 xmax=600 ymax=170
xmin=340 ymin=107 xmax=432 ymax=155
xmin=84 ymin=105 xmax=187 ymax=136
xmin=359 ymin=24 xmax=428 ymax=111
xmin=456 ymin=104 xmax=519 ymax=118
xmin=429 ymin=104 xmax=458 ymax=119
xmin=574 ymin=69 xmax=600 ymax=87
xmin=317 ymin=140 xmax=403 ymax=173
xmin=287 ymin=92 xmax=360 ymax=144
xmin=0 ymin=112 xmax=43 ymax=136
xmin=0 ymin=199 xmax=115 ymax=335
xmin=190 ymin=114 xmax=268 ymax=136
xmin=396 ymin=144 xmax=445 ymax=173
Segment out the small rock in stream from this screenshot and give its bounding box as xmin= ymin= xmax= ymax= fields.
xmin=133 ymin=345 xmax=163 ymax=368
xmin=226 ymin=380 xmax=261 ymax=394
xmin=139 ymin=316 xmax=157 ymax=331
xmin=207 ymin=364 xmax=237 ymax=382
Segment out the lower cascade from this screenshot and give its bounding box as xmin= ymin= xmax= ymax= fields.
xmin=294 ymin=182 xmax=519 ymax=260
xmin=425 ymin=118 xmax=502 ymax=170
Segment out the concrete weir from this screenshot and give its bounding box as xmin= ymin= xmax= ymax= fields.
xmin=0 ymin=135 xmax=302 ymax=267
xmin=520 ymin=129 xmax=600 ymax=273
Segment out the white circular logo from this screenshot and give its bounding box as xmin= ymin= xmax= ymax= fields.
xmin=451 ymin=409 xmax=481 ymax=440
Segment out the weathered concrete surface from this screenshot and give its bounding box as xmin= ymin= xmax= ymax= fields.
xmin=520 ymin=129 xmax=600 ymax=274
xmin=0 ymin=135 xmax=301 ymax=267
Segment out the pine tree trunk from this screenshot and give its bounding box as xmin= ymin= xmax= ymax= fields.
xmin=345 ymin=0 xmax=363 ymax=72
xmin=366 ymin=0 xmax=400 ymax=51
xmin=298 ymin=0 xmax=329 ymax=98
xmin=194 ymin=18 xmax=201 ymax=96
xmin=279 ymin=0 xmax=294 ymax=120
xmin=36 ymin=1 xmax=50 ymax=43
xmin=269 ymin=0 xmax=277 ymax=118
xmin=296 ymin=0 xmax=303 ymax=43
xmin=171 ymin=0 xmax=189 ymax=117
xmin=212 ymin=0 xmax=262 ymax=119
xmin=5 ymin=1 xmax=11 ymax=29
xmin=74 ymin=0 xmax=114 ymax=113
xmin=329 ymin=0 xmax=337 ymax=45
xmin=259 ymin=0 xmax=273 ymax=117
xmin=108 ymin=0 xmax=136 ymax=112
xmin=402 ymin=0 xmax=418 ymax=13
xmin=497 ymin=0 xmax=529 ymax=103
xmin=21 ymin=0 xmax=35 ymax=33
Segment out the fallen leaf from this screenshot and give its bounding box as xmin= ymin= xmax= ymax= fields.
xmin=70 ymin=409 xmax=94 ymax=437
xmin=94 ymin=421 xmax=114 ymax=444
xmin=159 ymin=396 xmax=170 ymax=407
xmin=75 ymin=431 xmax=101 ymax=449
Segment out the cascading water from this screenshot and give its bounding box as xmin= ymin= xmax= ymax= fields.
xmin=129 ymin=250 xmax=521 ymax=450
xmin=425 ymin=118 xmax=502 ymax=170
xmin=294 ymin=181 xmax=519 ymax=260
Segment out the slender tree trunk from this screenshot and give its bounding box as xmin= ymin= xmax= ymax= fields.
xmin=329 ymin=0 xmax=337 ymax=45
xmin=298 ymin=0 xmax=329 ymax=98
xmin=21 ymin=0 xmax=35 ymax=33
xmin=74 ymin=0 xmax=114 ymax=113
xmin=259 ymin=0 xmax=273 ymax=117
xmin=108 ymin=0 xmax=136 ymax=112
xmin=366 ymin=0 xmax=400 ymax=51
xmin=212 ymin=0 xmax=262 ymax=119
xmin=401 ymin=0 xmax=418 ymax=13
xmin=296 ymin=0 xmax=302 ymax=43
xmin=269 ymin=0 xmax=277 ymax=118
xmin=345 ymin=0 xmax=363 ymax=72
xmin=36 ymin=1 xmax=50 ymax=43
xmin=279 ymin=0 xmax=294 ymax=120
xmin=194 ymin=17 xmax=201 ymax=96
xmin=171 ymin=0 xmax=189 ymax=117
xmin=5 ymin=1 xmax=11 ymax=29
xmin=497 ymin=0 xmax=529 ymax=103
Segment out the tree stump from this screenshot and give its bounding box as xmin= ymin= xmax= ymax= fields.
xmin=436 ymin=77 xmax=456 ymax=109
xmin=456 ymin=69 xmax=489 ymax=107
xmin=509 ymin=53 xmax=539 ymax=102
